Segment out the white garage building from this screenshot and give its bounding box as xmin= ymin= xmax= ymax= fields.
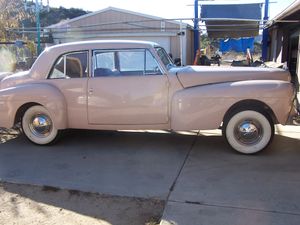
xmin=48 ymin=7 xmax=194 ymax=65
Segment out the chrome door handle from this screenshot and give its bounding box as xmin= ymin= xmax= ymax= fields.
xmin=88 ymin=88 xmax=93 ymax=95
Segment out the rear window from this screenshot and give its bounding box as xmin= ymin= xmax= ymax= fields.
xmin=49 ymin=51 xmax=88 ymax=79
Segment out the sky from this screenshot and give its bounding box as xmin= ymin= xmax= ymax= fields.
xmin=46 ymin=0 xmax=296 ymax=23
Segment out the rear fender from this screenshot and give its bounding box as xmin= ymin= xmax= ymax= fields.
xmin=0 ymin=83 xmax=67 ymax=129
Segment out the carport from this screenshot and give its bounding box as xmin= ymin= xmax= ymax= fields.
xmin=193 ymin=1 xmax=262 ymax=54
xmin=266 ymin=0 xmax=300 ymax=90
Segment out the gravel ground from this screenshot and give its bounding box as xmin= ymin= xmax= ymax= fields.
xmin=0 ymin=127 xmax=20 ymax=144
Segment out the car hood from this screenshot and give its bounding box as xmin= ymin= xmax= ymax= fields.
xmin=1 ymin=70 xmax=32 ymax=89
xmin=170 ymin=66 xmax=291 ymax=88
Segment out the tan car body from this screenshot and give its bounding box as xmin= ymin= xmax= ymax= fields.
xmin=0 ymin=41 xmax=296 ymax=134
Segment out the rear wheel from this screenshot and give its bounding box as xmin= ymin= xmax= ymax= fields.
xmin=223 ymin=110 xmax=274 ymax=154
xmin=22 ymin=105 xmax=60 ymax=145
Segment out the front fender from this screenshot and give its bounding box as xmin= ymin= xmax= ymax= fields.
xmin=0 ymin=83 xmax=67 ymax=129
xmin=171 ymin=80 xmax=294 ymax=130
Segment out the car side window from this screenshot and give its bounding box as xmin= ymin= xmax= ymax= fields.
xmin=49 ymin=51 xmax=88 ymax=79
xmin=92 ymin=49 xmax=162 ymax=77
xmin=119 ymin=50 xmax=162 ymax=75
xmin=145 ymin=50 xmax=162 ymax=75
xmin=93 ymin=51 xmax=119 ymax=77
xmin=119 ymin=50 xmax=144 ymax=73
xmin=95 ymin=52 xmax=115 ymax=70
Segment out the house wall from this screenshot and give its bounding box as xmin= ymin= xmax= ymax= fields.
xmin=186 ymin=29 xmax=194 ymax=65
xmin=268 ymin=23 xmax=300 ymax=90
xmin=69 ymin=10 xmax=178 ymax=33
xmin=266 ymin=1 xmax=300 ymax=92
xmin=50 ymin=8 xmax=193 ymax=65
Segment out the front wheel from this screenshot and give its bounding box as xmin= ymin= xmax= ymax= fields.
xmin=223 ymin=110 xmax=274 ymax=154
xmin=22 ymin=105 xmax=60 ymax=145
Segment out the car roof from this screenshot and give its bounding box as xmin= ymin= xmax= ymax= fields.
xmin=47 ymin=40 xmax=160 ymax=51
xmin=30 ymin=40 xmax=162 ymax=79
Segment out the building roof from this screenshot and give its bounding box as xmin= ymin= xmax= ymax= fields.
xmin=267 ymin=0 xmax=300 ymax=27
xmin=48 ymin=6 xmax=190 ymax=29
xmin=272 ymin=0 xmax=300 ymax=21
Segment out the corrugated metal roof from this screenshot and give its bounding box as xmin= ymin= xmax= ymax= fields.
xmin=48 ymin=7 xmax=190 ymax=29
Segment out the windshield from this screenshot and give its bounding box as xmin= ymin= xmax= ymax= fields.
xmin=155 ymin=47 xmax=175 ymax=70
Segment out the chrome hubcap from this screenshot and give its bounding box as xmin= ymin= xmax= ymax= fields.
xmin=29 ymin=114 xmax=52 ymax=138
xmin=234 ymin=119 xmax=263 ymax=145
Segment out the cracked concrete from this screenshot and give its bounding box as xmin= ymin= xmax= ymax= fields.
xmin=161 ymin=126 xmax=300 ymax=225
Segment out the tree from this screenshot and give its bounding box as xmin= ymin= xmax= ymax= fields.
xmin=40 ymin=6 xmax=88 ymax=27
xmin=200 ymin=34 xmax=210 ymax=50
xmin=0 ymin=0 xmax=34 ymax=41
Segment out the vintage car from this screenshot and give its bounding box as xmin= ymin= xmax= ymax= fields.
xmin=0 ymin=40 xmax=298 ymax=154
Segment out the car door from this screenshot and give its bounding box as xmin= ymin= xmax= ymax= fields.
xmin=87 ymin=48 xmax=169 ymax=125
xmin=47 ymin=51 xmax=89 ymax=128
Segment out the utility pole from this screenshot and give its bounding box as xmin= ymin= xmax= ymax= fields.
xmin=262 ymin=0 xmax=269 ymax=61
xmin=35 ymin=0 xmax=41 ymax=55
xmin=194 ymin=0 xmax=199 ymax=57
xmin=24 ymin=0 xmax=44 ymax=55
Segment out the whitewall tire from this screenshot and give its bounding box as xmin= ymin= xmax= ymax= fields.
xmin=22 ymin=105 xmax=59 ymax=145
xmin=223 ymin=110 xmax=274 ymax=154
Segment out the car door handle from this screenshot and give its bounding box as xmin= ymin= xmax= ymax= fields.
xmin=88 ymin=88 xmax=93 ymax=95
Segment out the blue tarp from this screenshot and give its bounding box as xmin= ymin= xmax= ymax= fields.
xmin=220 ymin=38 xmax=255 ymax=53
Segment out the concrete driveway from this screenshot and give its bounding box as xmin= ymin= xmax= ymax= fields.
xmin=0 ymin=126 xmax=300 ymax=225
xmin=0 ymin=130 xmax=197 ymax=199
xmin=161 ymin=126 xmax=300 ymax=225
